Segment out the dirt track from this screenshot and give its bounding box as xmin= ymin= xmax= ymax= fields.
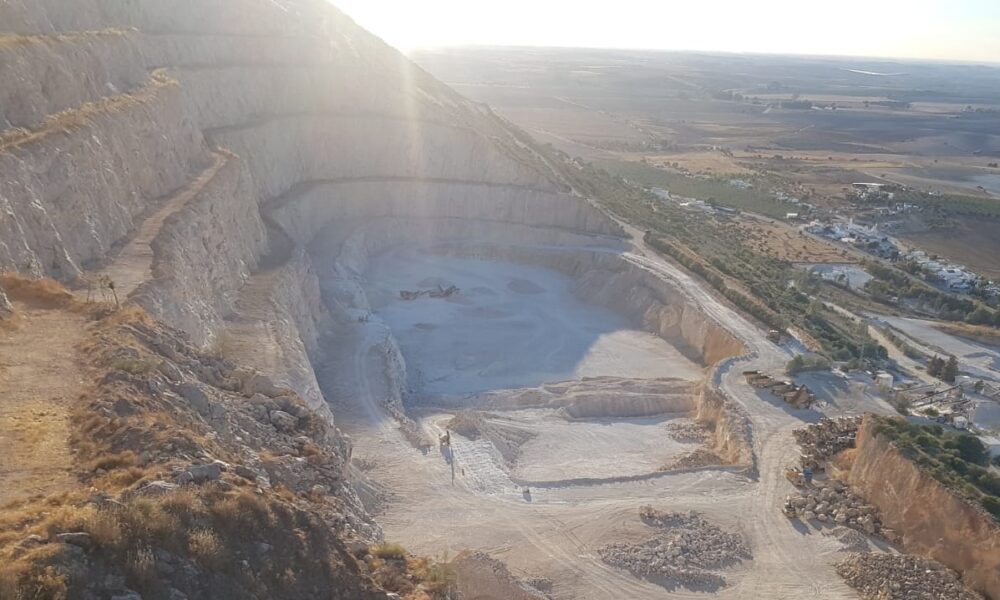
xmin=0 ymin=302 xmax=89 ymax=505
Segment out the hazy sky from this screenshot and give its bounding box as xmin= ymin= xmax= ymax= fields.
xmin=334 ymin=0 xmax=1000 ymax=63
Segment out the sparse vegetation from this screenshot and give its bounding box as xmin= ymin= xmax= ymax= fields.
xmin=371 ymin=543 xmax=408 ymax=560
xmin=872 ymin=416 xmax=1000 ymax=521
xmin=786 ymin=353 xmax=832 ymax=375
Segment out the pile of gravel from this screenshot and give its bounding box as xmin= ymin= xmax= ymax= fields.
xmin=599 ymin=508 xmax=751 ymax=588
xmin=836 ymin=553 xmax=982 ymax=600
xmin=823 ymin=527 xmax=872 ymax=553
xmin=793 ymin=416 xmax=862 ymax=470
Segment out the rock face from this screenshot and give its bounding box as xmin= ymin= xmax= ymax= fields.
xmin=846 ymin=416 xmax=1000 ymax=599
xmin=0 ymin=284 xmax=10 ymax=315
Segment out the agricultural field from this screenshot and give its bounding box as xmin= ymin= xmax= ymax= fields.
xmin=417 ymin=48 xmax=1000 ymax=273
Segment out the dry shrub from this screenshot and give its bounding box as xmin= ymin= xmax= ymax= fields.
xmin=0 ymin=274 xmax=76 ymax=309
xmin=158 ymin=488 xmax=202 ymax=523
xmin=208 ymin=490 xmax=272 ymax=533
xmin=371 ymin=543 xmax=407 ymax=560
xmin=0 ymin=563 xmax=68 ymax=600
xmin=188 ymin=529 xmax=223 ymax=568
xmin=108 ymin=357 xmax=155 ymax=375
xmin=87 ymin=451 xmax=137 ymax=473
xmin=126 ymin=547 xmax=157 ymax=589
xmin=104 ymin=467 xmax=146 ymax=489
xmin=102 ymin=305 xmax=151 ymax=326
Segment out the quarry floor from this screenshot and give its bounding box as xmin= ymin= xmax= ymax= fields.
xmin=322 ymin=241 xmax=899 ymax=599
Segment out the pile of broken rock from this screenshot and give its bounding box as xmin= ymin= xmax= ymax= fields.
xmin=836 ymin=553 xmax=982 ymax=600
xmin=793 ymin=416 xmax=862 ymax=470
xmin=782 ymin=479 xmax=891 ymax=539
xmin=599 ymin=508 xmax=751 ymax=589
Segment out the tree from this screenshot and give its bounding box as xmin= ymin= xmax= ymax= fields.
xmin=947 ymin=434 xmax=989 ymax=465
xmin=967 ymin=307 xmax=994 ymax=326
xmin=942 ymin=356 xmax=959 ymax=383
xmin=927 ymin=356 xmax=944 ymax=378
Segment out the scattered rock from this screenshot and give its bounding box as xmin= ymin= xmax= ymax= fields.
xmin=836 ymin=553 xmax=982 ymax=600
xmin=600 ymin=508 xmax=751 ymax=589
xmin=243 ymin=374 xmax=287 ymax=398
xmin=157 ymin=360 xmax=183 ymax=383
xmin=347 ymin=540 xmax=370 ymax=556
xmin=234 ymin=465 xmax=258 ymax=481
xmin=174 ymin=383 xmax=211 ymax=417
xmin=135 ymin=481 xmax=180 ymax=496
xmin=187 ymin=463 xmax=222 ymax=483
xmin=269 ymin=410 xmax=298 ymax=433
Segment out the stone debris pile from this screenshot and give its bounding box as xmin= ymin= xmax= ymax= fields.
xmin=663 ymin=421 xmax=711 ymax=443
xmin=793 ymin=416 xmax=862 ymax=470
xmin=836 ymin=553 xmax=982 ymax=600
xmin=599 ymin=508 xmax=751 ymax=589
xmin=783 ymin=478 xmax=890 ymax=539
xmin=823 ymin=527 xmax=872 ymax=553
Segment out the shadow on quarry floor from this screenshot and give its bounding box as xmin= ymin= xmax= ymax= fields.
xmin=365 ymin=249 xmax=704 ymax=397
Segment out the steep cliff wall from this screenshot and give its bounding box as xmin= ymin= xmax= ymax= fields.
xmin=847 ymin=416 xmax=1000 ymax=599
xmin=269 ymin=180 xmax=621 ymax=244
xmin=0 ymin=72 xmax=207 ymax=279
xmin=0 ymin=31 xmax=146 ymax=130
xmin=130 ymin=151 xmax=266 ymax=343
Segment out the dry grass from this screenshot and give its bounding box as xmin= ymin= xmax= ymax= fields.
xmin=0 ymin=274 xmax=77 ymax=309
xmin=0 ymin=71 xmax=175 ymax=153
xmin=371 ymin=543 xmax=407 ymax=560
xmin=934 ymin=322 xmax=1000 ymax=347
xmin=108 ymin=357 xmax=156 ymax=375
xmin=737 ymin=220 xmax=853 ymax=264
xmin=188 ymin=529 xmax=224 ymax=568
xmin=86 ymin=451 xmax=138 ymax=473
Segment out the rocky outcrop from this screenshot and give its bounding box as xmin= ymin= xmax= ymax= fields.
xmin=693 ymin=383 xmax=753 ymax=467
xmin=847 ymin=415 xmax=1000 ymax=599
xmin=0 ymin=283 xmax=10 ymax=315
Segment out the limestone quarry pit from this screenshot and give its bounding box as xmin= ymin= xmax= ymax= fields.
xmin=0 ymin=2 xmax=929 ymax=598
xmin=287 ymin=186 xmax=770 ymax=597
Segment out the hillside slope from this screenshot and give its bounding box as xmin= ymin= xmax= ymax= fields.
xmin=0 ymin=1 xmax=609 ymax=598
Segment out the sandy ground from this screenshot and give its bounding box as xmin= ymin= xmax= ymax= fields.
xmin=509 ymin=410 xmax=697 ymax=482
xmin=320 ymin=231 xmax=900 ymax=599
xmin=367 ymin=249 xmax=702 ymax=396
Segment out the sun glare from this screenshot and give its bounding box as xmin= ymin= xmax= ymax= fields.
xmin=335 ymin=0 xmax=1000 ymax=62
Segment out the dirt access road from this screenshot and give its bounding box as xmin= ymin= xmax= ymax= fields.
xmin=331 ymin=219 xmax=892 ymax=599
